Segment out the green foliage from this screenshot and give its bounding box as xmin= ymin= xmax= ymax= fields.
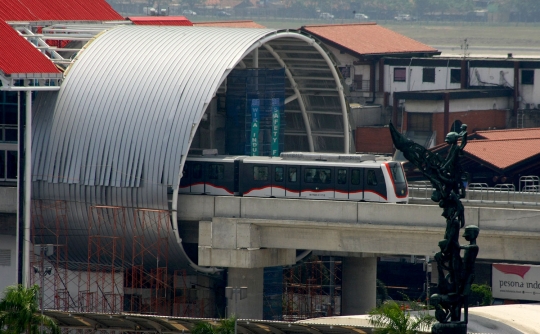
xmin=0 ymin=285 xmax=60 ymax=334
xmin=369 ymin=301 xmax=435 ymax=334
xmin=191 ymin=317 xmax=236 ymax=334
xmin=376 ymin=280 xmax=389 ymax=306
xmin=469 ymin=284 xmax=493 ymax=306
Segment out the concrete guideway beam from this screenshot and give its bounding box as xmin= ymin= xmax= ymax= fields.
xmin=198 ymin=217 xmax=540 ymax=263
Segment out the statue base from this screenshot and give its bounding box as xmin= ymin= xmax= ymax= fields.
xmin=431 ymin=322 xmax=467 ymax=334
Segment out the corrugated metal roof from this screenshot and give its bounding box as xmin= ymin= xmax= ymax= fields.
xmin=129 ymin=16 xmax=193 ymax=26
xmin=0 ymin=20 xmax=60 ymax=75
xmin=301 ymin=23 xmax=439 ymax=56
xmin=0 ymin=0 xmax=123 ymax=21
xmin=32 ymin=25 xmax=348 ymax=269
xmin=193 ymin=20 xmax=265 ymax=28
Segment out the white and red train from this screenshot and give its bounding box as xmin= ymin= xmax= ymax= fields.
xmin=179 ymin=152 xmax=408 ymax=203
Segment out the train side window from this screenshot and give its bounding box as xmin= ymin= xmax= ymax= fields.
xmin=193 ymin=164 xmax=202 ymax=179
xmin=182 ymin=166 xmax=189 ymax=178
xmin=275 ymin=167 xmax=284 ymax=182
xmin=209 ymin=164 xmax=224 ymax=180
xmin=288 ymin=167 xmax=297 ymax=182
xmin=337 ymin=169 xmax=347 ymax=184
xmin=254 ymin=166 xmax=269 ymax=181
xmin=351 ymin=169 xmax=361 ymax=185
xmin=367 ymin=170 xmax=378 ymax=185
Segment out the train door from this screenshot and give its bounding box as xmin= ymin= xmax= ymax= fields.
xmin=190 ymin=162 xmax=204 ymax=194
xmin=242 ymin=163 xmax=272 ymax=197
xmin=205 ymin=161 xmax=235 ymax=195
xmin=349 ymin=168 xmax=364 ymax=201
xmin=272 ymin=165 xmax=286 ymax=197
xmin=285 ymin=166 xmax=300 ymax=197
xmin=363 ymin=168 xmax=388 ymax=202
xmin=334 ymin=167 xmax=349 ymax=200
xmin=300 ymin=166 xmax=335 ymax=199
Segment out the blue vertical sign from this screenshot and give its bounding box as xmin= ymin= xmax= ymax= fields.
xmin=271 ymin=98 xmax=281 ymax=157
xmin=251 ymin=99 xmax=260 ymax=156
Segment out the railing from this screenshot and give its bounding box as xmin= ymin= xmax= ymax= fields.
xmin=408 ymin=180 xmax=540 ymax=207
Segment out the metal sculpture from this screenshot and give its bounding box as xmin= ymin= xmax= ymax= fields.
xmin=389 ymin=122 xmax=479 ymax=334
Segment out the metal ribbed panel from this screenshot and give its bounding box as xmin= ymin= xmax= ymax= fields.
xmin=31 ymin=26 xmax=349 ymax=269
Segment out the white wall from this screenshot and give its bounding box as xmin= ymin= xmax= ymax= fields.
xmin=469 ymin=66 xmax=513 ymax=87
xmin=0 ymin=235 xmax=18 ymax=297
xmin=385 ymin=64 xmax=462 ymax=94
xmin=405 ymin=97 xmax=510 ymax=113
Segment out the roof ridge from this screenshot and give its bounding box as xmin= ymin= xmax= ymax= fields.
xmin=477 ymin=127 xmax=540 ymax=134
xmin=302 ymin=22 xmax=377 ymax=28
xmin=470 ymin=137 xmax=540 ymax=142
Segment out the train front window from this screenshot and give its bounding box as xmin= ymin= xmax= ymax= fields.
xmin=390 ymin=163 xmax=406 ymax=183
xmin=193 ymin=164 xmax=202 ymax=179
xmin=275 ymin=167 xmax=284 ymax=182
xmin=209 ymin=164 xmax=224 ymax=180
xmin=254 ymin=166 xmax=269 ymax=181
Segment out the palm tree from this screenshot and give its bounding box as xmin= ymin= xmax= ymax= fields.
xmin=0 ymin=284 xmax=60 ymax=334
xmin=369 ymin=301 xmax=435 ymax=334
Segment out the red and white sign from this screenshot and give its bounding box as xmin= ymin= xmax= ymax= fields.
xmin=492 ymin=263 xmax=540 ymax=301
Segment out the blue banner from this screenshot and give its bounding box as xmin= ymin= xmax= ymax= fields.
xmin=251 ymin=99 xmax=260 ymax=156
xmin=271 ymin=98 xmax=281 ymax=157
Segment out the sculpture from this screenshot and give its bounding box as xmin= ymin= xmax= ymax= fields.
xmin=389 ymin=122 xmax=479 ymax=334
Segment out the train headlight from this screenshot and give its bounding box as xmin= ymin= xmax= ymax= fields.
xmin=401 ymin=189 xmax=404 ymax=195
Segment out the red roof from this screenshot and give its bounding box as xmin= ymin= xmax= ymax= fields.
xmin=0 ymin=0 xmax=123 ymax=21
xmin=301 ymin=23 xmax=438 ymax=56
xmin=0 ymin=21 xmax=60 ymax=75
xmin=465 ymin=138 xmax=540 ymax=170
xmin=193 ymin=20 xmax=265 ymax=28
xmin=475 ymin=127 xmax=540 ymax=140
xmin=129 ymin=16 xmax=193 ymax=26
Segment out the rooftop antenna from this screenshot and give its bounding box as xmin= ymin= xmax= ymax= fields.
xmin=460 ymin=38 xmax=470 ymax=59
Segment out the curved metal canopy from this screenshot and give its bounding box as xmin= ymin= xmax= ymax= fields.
xmin=31 ymin=26 xmax=349 ymax=273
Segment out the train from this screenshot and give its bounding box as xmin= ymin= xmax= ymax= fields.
xmin=179 ymin=152 xmax=409 ymax=203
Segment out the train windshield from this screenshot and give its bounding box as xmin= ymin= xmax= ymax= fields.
xmin=389 ymin=163 xmax=406 ymax=183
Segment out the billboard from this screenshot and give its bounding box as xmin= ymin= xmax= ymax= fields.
xmin=492 ymin=263 xmax=540 ymax=301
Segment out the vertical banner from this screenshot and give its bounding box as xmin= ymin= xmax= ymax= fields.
xmin=271 ymin=98 xmax=281 ymax=157
xmin=250 ymin=99 xmax=260 ymax=156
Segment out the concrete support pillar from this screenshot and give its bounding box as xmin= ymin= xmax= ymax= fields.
xmin=227 ymin=267 xmax=264 ymax=320
xmin=341 ymin=256 xmax=377 ymax=315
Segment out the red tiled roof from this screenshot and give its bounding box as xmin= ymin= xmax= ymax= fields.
xmin=475 ymin=127 xmax=540 ymax=140
xmin=465 ymin=138 xmax=540 ymax=170
xmin=0 ymin=21 xmax=60 ymax=75
xmin=129 ymin=16 xmax=193 ymax=26
xmin=0 ymin=0 xmax=123 ymax=21
xmin=301 ymin=23 xmax=438 ymax=56
xmin=193 ymin=20 xmax=265 ymax=28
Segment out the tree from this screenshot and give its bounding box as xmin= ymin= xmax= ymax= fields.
xmin=369 ymin=301 xmax=435 ymax=334
xmin=191 ymin=317 xmax=236 ymax=334
xmin=469 ymin=284 xmax=493 ymax=306
xmin=0 ymin=285 xmax=60 ymax=334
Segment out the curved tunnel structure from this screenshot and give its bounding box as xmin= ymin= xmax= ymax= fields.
xmin=31 ymin=26 xmax=350 ymax=274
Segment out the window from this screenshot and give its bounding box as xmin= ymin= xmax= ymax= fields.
xmin=522 ymin=70 xmax=534 ymax=85
xmin=304 ymin=168 xmax=331 ymax=184
xmin=275 ymin=167 xmax=284 ymax=182
xmin=253 ymin=166 xmax=268 ymax=181
xmin=394 ymin=68 xmax=406 ymax=82
xmin=423 ymin=68 xmax=435 ymax=83
xmin=288 ymin=167 xmax=297 ymax=182
xmin=354 ymin=74 xmax=363 ymax=91
xmin=193 ymin=164 xmax=202 ymax=179
xmin=209 ymin=164 xmax=224 ymax=180
xmin=389 ymin=163 xmax=406 ymax=183
xmin=351 ymin=169 xmax=361 ymax=185
xmin=367 ymin=170 xmax=378 ymax=186
xmin=337 ymin=169 xmax=347 ymax=184
xmin=450 ymin=69 xmax=461 ymax=84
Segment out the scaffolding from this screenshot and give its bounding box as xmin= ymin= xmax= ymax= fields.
xmin=282 ymin=257 xmax=342 ymax=321
xmin=172 ymin=269 xmax=213 ymax=318
xmin=31 ymin=200 xmax=70 ymax=311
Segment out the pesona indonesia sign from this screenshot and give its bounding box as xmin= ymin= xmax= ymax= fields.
xmin=492 ymin=263 xmax=540 ymax=301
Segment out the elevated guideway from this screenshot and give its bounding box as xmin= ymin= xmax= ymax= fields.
xmin=177 ymin=194 xmax=540 ymax=267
